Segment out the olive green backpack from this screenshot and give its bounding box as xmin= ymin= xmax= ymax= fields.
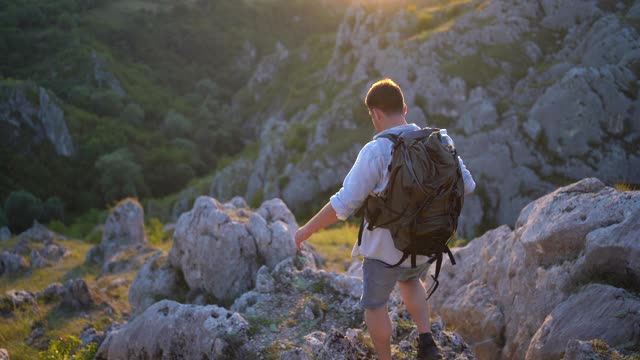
xmin=356 ymin=127 xmax=465 ymax=299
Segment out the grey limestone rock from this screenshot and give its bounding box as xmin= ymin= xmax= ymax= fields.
xmin=0 ymin=81 xmax=75 ymax=157
xmin=0 ymin=227 xmax=10 ymax=242
xmin=429 ymin=178 xmax=640 ymax=359
xmin=96 ymin=300 xmax=249 ymax=360
xmin=169 ymin=196 xmax=259 ymax=305
xmin=0 ymin=251 xmax=28 ymax=276
xmin=526 ymin=284 xmax=640 ymax=360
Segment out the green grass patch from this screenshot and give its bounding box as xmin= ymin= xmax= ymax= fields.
xmin=0 ymin=309 xmax=40 ymax=360
xmin=307 ymin=222 xmax=360 ymax=273
xmin=0 ymin=239 xmax=95 ymax=293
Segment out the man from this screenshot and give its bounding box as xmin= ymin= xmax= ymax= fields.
xmin=294 ymin=78 xmax=476 ymax=360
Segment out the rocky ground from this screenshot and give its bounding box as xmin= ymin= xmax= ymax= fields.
xmin=428 ymin=178 xmax=640 ymax=360
xmin=1 ymin=178 xmax=639 ymax=359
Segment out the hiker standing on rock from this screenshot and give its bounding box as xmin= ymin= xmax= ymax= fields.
xmin=295 ymin=78 xmax=476 ymax=360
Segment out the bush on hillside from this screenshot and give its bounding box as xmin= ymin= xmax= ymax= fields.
xmin=39 ymin=335 xmax=97 ymax=360
xmin=163 ymin=110 xmax=192 ymax=137
xmin=95 ymin=148 xmax=145 ymax=204
xmin=0 ymin=207 xmax=7 ymax=228
xmin=120 ymin=103 xmax=145 ymax=125
xmin=90 ymin=90 xmax=124 ymax=117
xmin=43 ymin=196 xmax=65 ymax=223
xmin=4 ymin=190 xmax=44 ymax=233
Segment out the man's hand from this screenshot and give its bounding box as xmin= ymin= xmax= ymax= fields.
xmin=294 ymin=225 xmax=313 ymax=251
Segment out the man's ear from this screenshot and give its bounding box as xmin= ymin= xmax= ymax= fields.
xmin=402 ymin=103 xmax=408 ymax=116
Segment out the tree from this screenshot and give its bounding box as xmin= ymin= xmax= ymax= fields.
xmin=4 ymin=190 xmax=44 ymax=233
xmin=43 ymin=196 xmax=65 ymax=223
xmin=90 ymin=90 xmax=124 ymax=117
xmin=95 ymin=148 xmax=145 ymax=204
xmin=163 ymin=110 xmax=192 ymax=137
xmin=120 ymin=103 xmax=145 ymax=125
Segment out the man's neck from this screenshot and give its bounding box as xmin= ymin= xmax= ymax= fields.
xmin=379 ymin=116 xmax=408 ymax=132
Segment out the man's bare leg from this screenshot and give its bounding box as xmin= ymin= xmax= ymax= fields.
xmin=398 ymin=278 xmax=431 ymax=333
xmin=365 ymin=304 xmax=393 ymax=360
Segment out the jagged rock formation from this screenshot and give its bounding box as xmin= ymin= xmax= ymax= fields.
xmin=0 ymin=80 xmax=75 ymax=157
xmin=0 ymin=222 xmax=71 ymax=275
xmin=120 ymin=196 xmax=475 ymax=359
xmin=96 ymin=300 xmax=250 ymax=359
xmin=428 ymin=178 xmax=640 ymax=359
xmin=211 ymin=0 xmax=640 ymax=238
xmin=0 ymin=251 xmax=28 ymax=276
xmin=129 ymin=196 xmax=299 ymax=312
xmin=86 ymin=198 xmax=156 ymax=274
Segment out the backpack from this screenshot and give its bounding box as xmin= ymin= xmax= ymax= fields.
xmin=355 ymin=127 xmax=465 ymax=299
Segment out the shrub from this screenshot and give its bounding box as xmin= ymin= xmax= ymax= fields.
xmin=67 ymin=85 xmax=92 ymax=109
xmin=90 ymin=90 xmax=124 ymax=117
xmin=145 ymin=217 xmax=171 ymax=245
xmin=43 ymin=196 xmax=65 ymax=223
xmin=39 ymin=335 xmax=97 ymax=360
xmin=120 ymin=103 xmax=145 ymax=125
xmin=0 ymin=207 xmax=6 ymax=228
xmin=4 ymin=190 xmax=44 ymax=233
xmin=163 ymin=110 xmax=192 ymax=137
xmin=95 ymin=148 xmax=145 ymax=204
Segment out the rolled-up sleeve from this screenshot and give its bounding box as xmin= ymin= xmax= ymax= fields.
xmin=330 ymin=142 xmax=382 ymax=220
xmin=458 ymin=156 xmax=476 ymax=195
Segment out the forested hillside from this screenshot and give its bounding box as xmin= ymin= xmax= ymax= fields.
xmin=0 ymin=0 xmax=343 ymax=232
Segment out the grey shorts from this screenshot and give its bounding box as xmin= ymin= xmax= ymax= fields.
xmin=359 ymin=257 xmax=431 ymax=309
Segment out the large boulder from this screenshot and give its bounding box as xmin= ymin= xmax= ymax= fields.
xmin=128 ymin=252 xmax=188 ymax=315
xmin=60 ymin=278 xmax=95 ymax=311
xmin=162 ymin=196 xmax=301 ymax=306
xmin=525 ymin=284 xmax=640 ymax=360
xmin=168 ymin=196 xmax=259 ymax=305
xmin=0 ymin=251 xmax=28 ymax=276
xmin=95 ymin=300 xmax=250 ymax=359
xmin=86 ymin=198 xmax=153 ymax=274
xmin=428 ymin=178 xmax=640 ymax=359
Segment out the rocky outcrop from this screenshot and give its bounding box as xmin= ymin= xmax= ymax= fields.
xmin=0 ymin=290 xmax=38 ymax=315
xmin=0 ymin=80 xmax=75 ymax=157
xmin=526 ymin=284 xmax=640 ymax=360
xmin=0 ymin=227 xmax=10 ymax=242
xmin=60 ymin=278 xmax=95 ymax=311
xmin=0 ymin=251 xmax=28 ymax=276
xmin=128 ymin=252 xmax=187 ymax=315
xmin=428 ymin=178 xmax=640 ymax=359
xmin=164 ymin=196 xmax=299 ymax=306
xmin=90 ymin=51 xmax=126 ymax=97
xmin=119 ymin=194 xmax=474 ymax=359
xmin=95 ymin=300 xmax=250 ymax=359
xmin=215 ymin=0 xmax=640 ymax=239
xmin=86 ymin=198 xmax=155 ymax=274
xmin=29 ymin=242 xmax=71 ymax=268
xmin=18 ymin=221 xmax=62 ymax=244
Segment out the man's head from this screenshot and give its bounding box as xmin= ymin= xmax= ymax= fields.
xmin=365 ymin=78 xmax=408 ymax=132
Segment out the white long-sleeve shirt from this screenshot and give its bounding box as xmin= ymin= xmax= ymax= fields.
xmin=329 ymin=123 xmax=476 ymax=267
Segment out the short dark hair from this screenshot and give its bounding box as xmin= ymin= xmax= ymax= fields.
xmin=365 ymin=78 xmax=405 ymax=115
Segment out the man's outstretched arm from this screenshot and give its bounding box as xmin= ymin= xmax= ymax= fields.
xmin=294 ymin=201 xmax=339 ymax=250
xmin=295 ymin=141 xmax=382 ymax=250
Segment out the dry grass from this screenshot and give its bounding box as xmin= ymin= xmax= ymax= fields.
xmin=615 ymin=183 xmax=638 ymax=192
xmin=307 ymin=222 xmax=360 ymax=273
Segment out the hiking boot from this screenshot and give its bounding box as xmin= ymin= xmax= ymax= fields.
xmin=417 ymin=332 xmax=443 ymax=360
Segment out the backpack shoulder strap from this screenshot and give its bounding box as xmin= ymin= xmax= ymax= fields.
xmin=377 ymin=133 xmax=400 ymax=144
xmin=400 ymin=127 xmax=439 ymax=140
